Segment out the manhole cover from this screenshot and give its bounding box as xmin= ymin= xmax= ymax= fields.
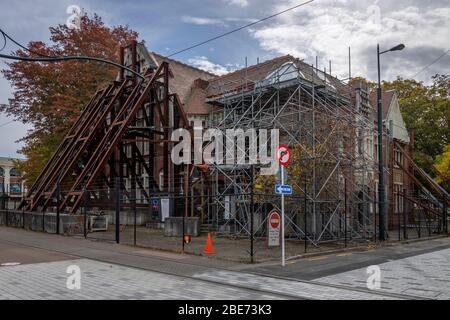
xmin=1 ymin=262 xmax=21 ymax=266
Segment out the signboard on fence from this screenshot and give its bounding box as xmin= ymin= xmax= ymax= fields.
xmin=268 ymin=210 xmax=281 ymax=247
xmin=161 ymin=198 xmax=170 ymax=222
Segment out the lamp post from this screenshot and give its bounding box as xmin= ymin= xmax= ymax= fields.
xmin=377 ymin=43 xmax=405 ymax=241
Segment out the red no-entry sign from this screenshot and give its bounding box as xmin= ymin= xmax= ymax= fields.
xmin=269 ymin=212 xmax=280 ymax=228
xmin=268 ymin=211 xmax=281 ymax=247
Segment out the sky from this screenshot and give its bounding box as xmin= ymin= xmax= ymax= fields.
xmin=0 ymin=0 xmax=449 ymax=158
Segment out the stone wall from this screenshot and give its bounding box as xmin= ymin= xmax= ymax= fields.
xmin=164 ymin=217 xmax=200 ymax=237
xmin=0 ymin=210 xmax=85 ymax=235
xmin=106 ymin=209 xmax=150 ymax=226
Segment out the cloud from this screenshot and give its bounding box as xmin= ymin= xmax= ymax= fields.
xmin=181 ymin=15 xmax=226 ymax=26
xmin=182 ymin=16 xmax=257 ymax=27
xmin=188 ymin=56 xmax=232 ymax=76
xmin=225 ymin=17 xmax=258 ymax=23
xmin=223 ymin=0 xmax=250 ymax=7
xmin=249 ymin=0 xmax=450 ymax=82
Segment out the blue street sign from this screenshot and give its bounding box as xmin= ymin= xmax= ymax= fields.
xmin=275 ymin=185 xmax=292 ymax=195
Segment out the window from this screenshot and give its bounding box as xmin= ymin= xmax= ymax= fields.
xmin=259 ymin=62 xmax=305 ymax=87
xmin=10 ymin=183 xmax=21 ymax=193
xmin=357 ymin=130 xmax=363 ymax=155
xmin=314 ymin=69 xmax=336 ymax=91
xmin=9 ymin=168 xmax=20 ymax=177
xmin=375 ymin=142 xmax=380 ymax=162
xmin=159 ymin=170 xmax=164 ymax=191
xmin=394 ymin=184 xmax=404 ymax=214
xmin=0 ymin=167 xmax=4 ymax=177
xmin=394 ymin=145 xmax=403 ymax=168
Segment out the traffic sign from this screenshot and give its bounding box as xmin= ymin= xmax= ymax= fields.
xmin=268 ymin=210 xmax=281 ymax=247
xmin=275 ymin=185 xmax=292 ymax=195
xmin=277 ymin=145 xmax=291 ymax=166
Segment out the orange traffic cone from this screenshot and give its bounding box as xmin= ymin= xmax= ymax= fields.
xmin=203 ymin=232 xmax=215 ymax=254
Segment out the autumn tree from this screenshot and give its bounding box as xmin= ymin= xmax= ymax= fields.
xmin=434 ymin=144 xmax=450 ymax=190
xmin=1 ymin=13 xmax=138 ymax=186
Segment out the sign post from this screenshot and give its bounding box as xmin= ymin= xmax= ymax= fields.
xmin=276 ymin=145 xmax=291 ymax=267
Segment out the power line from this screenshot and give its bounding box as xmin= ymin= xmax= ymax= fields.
xmin=0 ymin=28 xmax=51 ymax=57
xmin=167 ymin=0 xmax=315 ymax=58
xmin=0 ymin=31 xmax=6 ymax=52
xmin=0 ymin=52 xmax=144 ymax=79
xmin=412 ymin=49 xmax=450 ymax=78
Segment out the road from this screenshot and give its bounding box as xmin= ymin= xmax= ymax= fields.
xmin=1 ymin=226 xmax=449 ymax=300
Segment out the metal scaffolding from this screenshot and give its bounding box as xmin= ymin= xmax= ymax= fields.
xmin=201 ymin=59 xmax=380 ymax=246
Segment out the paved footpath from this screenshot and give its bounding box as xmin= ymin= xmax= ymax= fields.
xmin=0 ymin=258 xmax=282 ymax=300
xmin=1 ymin=226 xmax=449 ymax=300
xmin=315 ymin=248 xmax=450 ymax=299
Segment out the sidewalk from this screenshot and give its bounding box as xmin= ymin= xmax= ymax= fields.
xmin=0 ymin=226 xmax=237 ymax=274
xmin=87 ymin=225 xmax=374 ymax=263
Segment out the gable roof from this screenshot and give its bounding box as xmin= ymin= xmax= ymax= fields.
xmin=369 ymin=90 xmax=395 ymax=121
xmin=151 ymin=52 xmax=216 ymax=104
xmin=206 ymin=55 xmax=295 ymax=97
xmin=205 ymin=55 xmax=350 ymax=98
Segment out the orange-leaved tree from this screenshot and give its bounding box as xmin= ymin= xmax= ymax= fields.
xmin=1 ymin=13 xmax=138 ymax=186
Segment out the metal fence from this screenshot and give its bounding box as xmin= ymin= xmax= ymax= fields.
xmin=1 ymin=187 xmax=448 ymax=264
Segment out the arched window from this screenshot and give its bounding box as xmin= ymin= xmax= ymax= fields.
xmin=9 ymin=168 xmax=20 ymax=177
xmin=0 ymin=167 xmax=4 ymax=177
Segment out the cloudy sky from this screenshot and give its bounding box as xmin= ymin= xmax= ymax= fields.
xmin=0 ymin=0 xmax=449 ymax=158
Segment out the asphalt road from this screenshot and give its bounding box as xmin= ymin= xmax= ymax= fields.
xmin=240 ymin=238 xmax=450 ymax=280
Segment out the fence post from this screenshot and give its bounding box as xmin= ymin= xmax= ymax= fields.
xmin=418 ymin=209 xmax=421 ymax=238
xmin=443 ymin=195 xmax=448 ymax=234
xmin=22 ymin=192 xmax=25 ymax=229
xmin=42 ymin=205 xmax=45 ymax=232
xmin=134 ymin=197 xmax=137 ymax=247
xmin=398 ymin=191 xmax=401 ymax=241
xmin=250 ymin=165 xmax=254 ymax=263
xmin=374 ymin=189 xmax=377 ymax=242
xmin=133 ymin=179 xmax=137 ymax=247
xmin=403 ymin=189 xmax=408 ymax=240
xmin=182 ymin=205 xmax=185 ymax=253
xmin=83 ymin=187 xmax=87 ymax=239
xmin=115 ymin=177 xmax=120 ymax=244
xmin=344 ymin=178 xmax=347 ymax=248
xmin=304 ymin=179 xmax=308 ymax=253
xmin=56 ymin=182 xmax=60 ymax=235
xmin=5 ymin=196 xmax=9 ymax=227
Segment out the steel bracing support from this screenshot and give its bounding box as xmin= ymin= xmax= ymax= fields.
xmin=23 ymin=59 xmax=191 ymax=215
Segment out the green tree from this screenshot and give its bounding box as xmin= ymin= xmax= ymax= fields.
xmin=382 ymin=75 xmax=450 ymax=178
xmin=1 ymin=14 xmax=138 ymax=186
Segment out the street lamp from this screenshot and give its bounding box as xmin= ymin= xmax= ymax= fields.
xmin=377 ymin=43 xmax=405 ymax=241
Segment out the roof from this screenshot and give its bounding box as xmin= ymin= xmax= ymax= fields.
xmin=369 ymin=90 xmax=395 ymax=120
xmin=205 ymin=55 xmax=350 ymax=98
xmin=151 ymin=52 xmax=216 ymax=105
xmin=0 ymin=157 xmax=23 ymax=166
xmin=206 ymin=55 xmax=295 ymax=97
